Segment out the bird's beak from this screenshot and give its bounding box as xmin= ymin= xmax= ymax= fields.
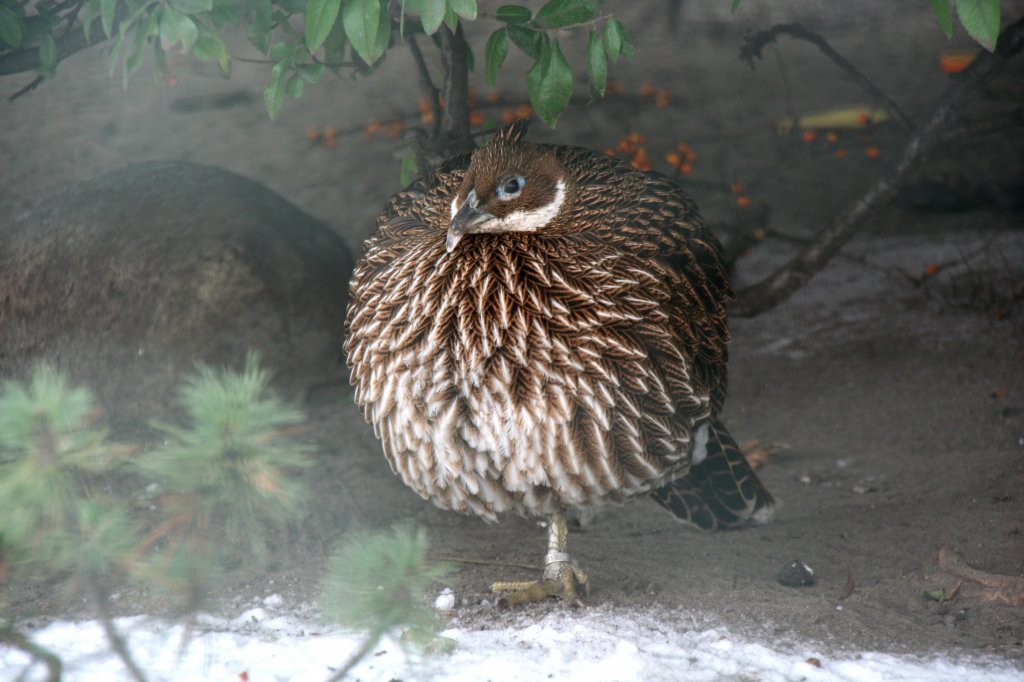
xmin=447 ymin=189 xmax=494 ymax=252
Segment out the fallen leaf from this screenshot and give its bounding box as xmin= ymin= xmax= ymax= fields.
xmin=936 ymin=545 xmax=1024 ymax=608
xmin=941 ymin=580 xmax=963 ymax=604
xmin=740 ymin=439 xmax=773 ymax=469
xmin=839 ymin=575 xmax=855 ymax=601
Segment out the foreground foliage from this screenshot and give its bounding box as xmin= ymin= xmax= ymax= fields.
xmin=0 ymin=358 xmax=444 ymax=681
xmin=0 ymin=1 xmax=1003 ymax=127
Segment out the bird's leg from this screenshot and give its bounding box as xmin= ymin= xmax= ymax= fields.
xmin=491 ymin=513 xmax=590 ymax=607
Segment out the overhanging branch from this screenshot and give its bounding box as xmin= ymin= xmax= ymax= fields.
xmin=731 ymin=17 xmax=1024 ymax=318
xmin=741 ymin=22 xmax=915 ymax=134
xmin=0 ymin=3 xmax=128 ymax=78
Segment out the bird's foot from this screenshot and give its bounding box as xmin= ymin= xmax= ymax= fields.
xmin=491 ymin=555 xmax=590 ymax=608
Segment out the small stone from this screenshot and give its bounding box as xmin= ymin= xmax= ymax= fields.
xmin=434 ymin=587 xmax=455 ymax=611
xmin=777 ymin=559 xmax=816 ymax=587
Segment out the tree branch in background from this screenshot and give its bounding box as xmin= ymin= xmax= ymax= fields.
xmin=0 ymin=2 xmax=124 ymax=77
xmin=731 ymin=17 xmax=1024 ymax=318
xmin=406 ymin=33 xmax=441 ymax=139
xmin=438 ymin=23 xmax=473 ymax=156
xmin=741 ymin=22 xmax=916 ymax=134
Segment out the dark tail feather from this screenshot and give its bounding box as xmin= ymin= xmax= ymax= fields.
xmin=650 ymin=420 xmax=775 ymax=531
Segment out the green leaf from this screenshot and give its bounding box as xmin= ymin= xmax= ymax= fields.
xmin=153 ymin=37 xmax=167 ymax=74
xmin=526 ymin=38 xmax=572 ymax=128
xmin=508 ymin=24 xmax=541 ymax=59
xmin=730 ymin=0 xmax=742 ymax=12
xmin=343 ymin=0 xmax=385 ymax=64
xmin=160 ymin=8 xmax=198 ymax=51
xmin=83 ymin=0 xmax=97 ymax=45
xmin=126 ymin=10 xmax=158 ymax=77
xmin=442 ymin=4 xmax=457 ymax=32
xmin=264 ymin=67 xmax=284 ymax=122
xmin=38 ymin=31 xmax=58 ymax=78
xmin=585 ymin=29 xmax=606 ymax=99
xmin=285 ymin=71 xmax=305 ymax=97
xmin=954 ymin=0 xmax=1000 ymax=51
xmin=247 ymin=25 xmax=270 ymax=54
xmin=107 ymin=34 xmax=124 ymax=76
xmin=373 ymin=1 xmax=392 ymax=58
xmin=269 ymin=40 xmax=295 ymax=62
xmin=100 ymin=0 xmax=117 ymax=37
xmin=305 ymin=0 xmax=341 ymax=52
xmin=169 ymin=0 xmax=212 ymax=13
xmin=0 ymin=5 xmax=25 ymax=48
xmin=192 ymin=29 xmax=231 ymax=75
xmin=322 ymin=16 xmax=347 ymax=68
xmin=211 ymin=3 xmax=242 ymax=26
xmin=535 ymin=0 xmax=601 ymax=29
xmin=495 ymin=5 xmax=531 ymax=24
xmin=399 ymin=148 xmax=418 ymax=187
xmin=927 ymin=0 xmax=953 ymax=38
xmin=410 ymin=0 xmax=445 ymax=35
xmin=484 ymin=27 xmax=508 ymax=88
xmin=607 ymin=17 xmax=633 ymax=58
xmin=298 ymin=62 xmax=325 ymax=83
xmin=602 ymin=16 xmax=619 ymax=61
xmin=273 ymin=9 xmax=299 ymax=37
xmin=448 ymin=0 xmax=477 ymax=21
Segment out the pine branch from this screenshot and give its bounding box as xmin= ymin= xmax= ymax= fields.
xmin=731 ymin=16 xmax=1024 ymax=318
xmin=0 ymin=624 xmax=63 ymax=682
xmin=88 ymin=575 xmax=149 ymax=682
xmin=323 ymin=628 xmax=386 ymax=682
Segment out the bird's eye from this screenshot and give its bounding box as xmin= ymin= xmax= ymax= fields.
xmin=496 ymin=175 xmax=526 ymax=200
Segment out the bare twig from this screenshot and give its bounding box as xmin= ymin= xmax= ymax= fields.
xmin=430 ymin=556 xmax=540 ymax=572
xmin=731 ymin=17 xmax=1024 ymax=318
xmin=88 ymin=575 xmax=149 ymax=682
xmin=741 ymin=22 xmax=915 ymax=134
xmin=9 ymin=75 xmax=45 ymax=102
xmin=0 ymin=624 xmax=63 ymax=681
xmin=233 ymin=56 xmax=355 ymax=68
xmin=324 ymin=627 xmax=386 ymax=682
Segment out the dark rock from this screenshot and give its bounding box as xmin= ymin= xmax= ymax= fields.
xmin=777 ymin=559 xmax=816 ymax=587
xmin=0 ymin=161 xmax=353 ymax=433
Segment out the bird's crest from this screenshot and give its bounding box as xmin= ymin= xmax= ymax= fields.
xmin=489 ymin=119 xmax=531 ymax=147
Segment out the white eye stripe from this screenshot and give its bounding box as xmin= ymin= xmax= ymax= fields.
xmin=484 ymin=179 xmax=565 ymax=234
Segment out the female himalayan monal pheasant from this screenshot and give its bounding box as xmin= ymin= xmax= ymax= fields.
xmin=344 ymin=121 xmax=774 ymax=606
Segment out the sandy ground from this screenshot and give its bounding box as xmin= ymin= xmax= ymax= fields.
xmin=2 ymin=0 xmax=1023 ymax=671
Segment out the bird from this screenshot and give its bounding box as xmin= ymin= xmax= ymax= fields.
xmin=344 ymin=120 xmax=774 ymax=606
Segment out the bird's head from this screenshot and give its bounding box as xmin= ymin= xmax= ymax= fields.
xmin=446 ymin=120 xmax=573 ymax=252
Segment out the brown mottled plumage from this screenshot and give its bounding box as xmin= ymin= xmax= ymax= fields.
xmin=345 ymin=122 xmax=773 ymax=604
